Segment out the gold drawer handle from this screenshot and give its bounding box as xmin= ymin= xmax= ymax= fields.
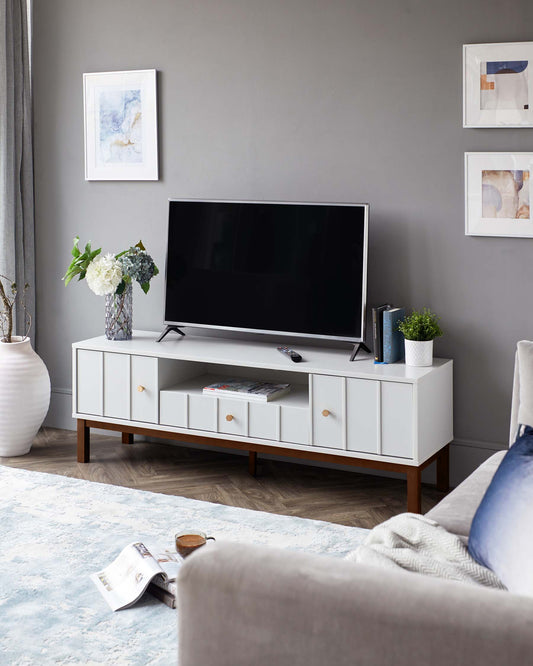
xmin=322 ymin=409 xmax=330 ymax=417
xmin=137 ymin=385 xmax=145 ymax=393
xmin=226 ymin=414 xmax=234 ymax=422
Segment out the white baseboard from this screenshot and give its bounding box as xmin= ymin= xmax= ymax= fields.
xmin=46 ymin=388 xmax=505 ymax=486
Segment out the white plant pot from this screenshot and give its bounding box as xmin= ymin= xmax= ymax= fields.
xmin=404 ymin=339 xmax=433 ymax=367
xmin=0 ymin=336 xmax=51 ymax=456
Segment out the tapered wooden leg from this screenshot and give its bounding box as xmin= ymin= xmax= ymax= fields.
xmin=406 ymin=466 xmax=422 ymax=514
xmin=248 ymin=451 xmax=257 ymax=477
xmin=436 ymin=443 xmax=450 ymax=492
xmin=77 ymin=419 xmax=90 ymax=463
xmin=122 ymin=432 xmax=134 ymax=445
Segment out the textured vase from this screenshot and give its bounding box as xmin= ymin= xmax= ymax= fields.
xmin=0 ymin=336 xmax=51 ymax=456
xmin=404 ymin=339 xmax=433 ymax=367
xmin=105 ymin=284 xmax=132 ymax=341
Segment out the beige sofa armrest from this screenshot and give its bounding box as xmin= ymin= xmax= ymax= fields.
xmin=178 ymin=542 xmax=533 ymax=666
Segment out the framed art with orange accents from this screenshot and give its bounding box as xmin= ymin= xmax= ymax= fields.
xmin=465 ymin=152 xmax=533 ymax=237
xmin=463 ymin=42 xmax=533 ymax=127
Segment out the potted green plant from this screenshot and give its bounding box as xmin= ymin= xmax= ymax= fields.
xmin=397 ymin=308 xmax=443 ymax=367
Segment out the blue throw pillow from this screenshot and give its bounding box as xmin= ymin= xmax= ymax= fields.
xmin=468 ymin=425 xmax=533 ymax=596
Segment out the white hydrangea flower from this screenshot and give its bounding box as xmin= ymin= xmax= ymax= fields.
xmin=85 ymin=254 xmax=123 ymax=296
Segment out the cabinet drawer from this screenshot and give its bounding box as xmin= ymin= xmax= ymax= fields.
xmin=280 ymin=406 xmax=309 ymax=445
xmin=76 ymin=350 xmax=103 ymax=416
xmin=381 ymin=382 xmax=413 ymax=458
xmin=131 ymin=356 xmax=158 ymax=424
xmin=189 ymin=395 xmax=217 ymax=432
xmin=218 ymin=399 xmax=247 ymax=436
xmin=160 ymin=391 xmax=188 ymax=428
xmin=104 ymin=352 xmax=130 ymax=420
xmin=346 ymin=378 xmax=379 ymax=454
xmin=249 ymin=403 xmax=279 ymax=441
xmin=312 ymin=375 xmax=344 ymax=449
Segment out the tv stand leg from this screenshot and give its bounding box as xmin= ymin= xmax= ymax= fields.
xmin=77 ymin=419 xmax=90 ymax=463
xmin=248 ymin=451 xmax=257 ymax=477
xmin=156 ymin=325 xmax=186 ymax=342
xmin=349 ymin=342 xmax=371 ymax=361
xmin=122 ymin=432 xmax=134 ymax=445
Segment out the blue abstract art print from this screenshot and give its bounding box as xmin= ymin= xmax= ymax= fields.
xmin=98 ymin=88 xmax=143 ymax=164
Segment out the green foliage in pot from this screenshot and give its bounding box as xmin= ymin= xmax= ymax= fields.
xmin=397 ymin=308 xmax=443 ymax=342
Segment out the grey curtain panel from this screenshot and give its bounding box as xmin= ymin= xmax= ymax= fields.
xmin=0 ymin=0 xmax=35 ymax=339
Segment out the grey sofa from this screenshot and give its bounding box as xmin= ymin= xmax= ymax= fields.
xmin=178 ymin=358 xmax=533 ymax=665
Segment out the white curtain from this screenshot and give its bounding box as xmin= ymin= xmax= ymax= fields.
xmin=0 ymin=0 xmax=34 ymax=338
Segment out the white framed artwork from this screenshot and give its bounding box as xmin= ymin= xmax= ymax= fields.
xmin=463 ymin=42 xmax=533 ymax=127
xmin=465 ymin=152 xmax=533 ymax=237
xmin=84 ymin=69 xmax=158 ymax=180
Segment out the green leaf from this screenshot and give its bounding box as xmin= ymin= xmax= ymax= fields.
xmin=140 ymin=282 xmax=150 ymax=294
xmin=115 ymin=280 xmax=126 ymax=295
xmin=152 ymin=265 xmax=159 ymax=277
xmin=135 ymin=240 xmax=146 ymax=252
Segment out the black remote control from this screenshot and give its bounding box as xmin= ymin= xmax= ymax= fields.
xmin=277 ymin=346 xmax=303 ymax=363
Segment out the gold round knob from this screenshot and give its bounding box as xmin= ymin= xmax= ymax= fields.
xmin=137 ymin=385 xmax=145 ymax=393
xmin=226 ymin=414 xmax=234 ymax=422
xmin=322 ymin=409 xmax=330 ymax=417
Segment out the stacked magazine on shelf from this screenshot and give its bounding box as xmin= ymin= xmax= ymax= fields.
xmin=202 ymin=379 xmax=291 ymax=402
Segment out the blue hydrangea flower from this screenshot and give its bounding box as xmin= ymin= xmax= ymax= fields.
xmin=119 ymin=247 xmax=156 ymax=289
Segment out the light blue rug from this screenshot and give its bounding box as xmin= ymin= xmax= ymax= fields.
xmin=0 ymin=465 xmax=367 ymax=665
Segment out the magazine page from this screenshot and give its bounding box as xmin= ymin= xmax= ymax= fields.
xmin=91 ymin=542 xmax=173 ymax=611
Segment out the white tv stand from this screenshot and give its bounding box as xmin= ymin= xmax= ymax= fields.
xmin=72 ymin=331 xmax=453 ymax=513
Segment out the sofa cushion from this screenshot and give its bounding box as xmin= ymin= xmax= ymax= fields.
xmin=468 ymin=426 xmax=533 ymax=596
xmin=425 ymin=451 xmax=505 ymax=538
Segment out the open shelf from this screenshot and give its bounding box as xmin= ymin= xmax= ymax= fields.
xmin=161 ymin=373 xmax=309 ymax=409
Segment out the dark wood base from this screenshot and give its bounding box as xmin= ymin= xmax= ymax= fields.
xmin=76 ymin=419 xmax=450 ymax=514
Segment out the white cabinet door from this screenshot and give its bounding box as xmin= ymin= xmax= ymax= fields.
xmin=104 ymin=353 xmax=130 ymax=420
xmin=249 ymin=403 xmax=279 ymax=441
xmin=218 ymin=398 xmax=247 ymax=436
xmin=381 ymin=382 xmax=414 ymax=459
xmin=189 ymin=395 xmax=217 ymax=432
xmin=160 ymin=391 xmax=188 ymax=428
xmin=346 ymin=378 xmax=379 ymax=454
xmin=312 ymin=375 xmax=344 ymax=449
xmin=131 ymin=355 xmax=158 ymax=423
xmin=77 ymin=350 xmax=103 ymax=416
xmin=281 ymin=406 xmax=309 ymax=445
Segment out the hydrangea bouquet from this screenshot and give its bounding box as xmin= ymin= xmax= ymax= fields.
xmin=63 ymin=237 xmax=159 ymax=340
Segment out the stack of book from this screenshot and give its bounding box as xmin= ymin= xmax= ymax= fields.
xmin=202 ymin=379 xmax=291 ymax=402
xmin=372 ymin=305 xmax=405 ymax=364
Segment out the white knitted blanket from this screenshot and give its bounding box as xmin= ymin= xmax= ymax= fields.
xmin=346 ymin=513 xmax=505 ymax=589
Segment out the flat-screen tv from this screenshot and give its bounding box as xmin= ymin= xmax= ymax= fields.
xmin=163 ymin=199 xmax=368 ymax=343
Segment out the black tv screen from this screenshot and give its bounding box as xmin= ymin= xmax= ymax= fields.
xmin=164 ymin=200 xmax=368 ymax=342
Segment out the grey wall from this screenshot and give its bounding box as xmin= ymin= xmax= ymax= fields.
xmin=33 ymin=0 xmax=533 ymax=482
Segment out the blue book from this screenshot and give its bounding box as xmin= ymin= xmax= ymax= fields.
xmin=382 ymin=308 xmax=405 ymax=364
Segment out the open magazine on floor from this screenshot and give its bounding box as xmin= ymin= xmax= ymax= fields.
xmin=91 ymin=542 xmax=182 ymax=611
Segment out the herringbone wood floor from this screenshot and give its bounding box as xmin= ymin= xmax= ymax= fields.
xmin=0 ymin=428 xmax=446 ymax=529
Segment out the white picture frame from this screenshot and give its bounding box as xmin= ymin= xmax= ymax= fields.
xmin=463 ymin=42 xmax=533 ymax=128
xmin=84 ymin=69 xmax=158 ymax=181
xmin=465 ymin=152 xmax=533 ymax=237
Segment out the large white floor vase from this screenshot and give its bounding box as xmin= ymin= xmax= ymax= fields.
xmin=404 ymin=339 xmax=433 ymax=367
xmin=0 ymin=336 xmax=50 ymax=456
